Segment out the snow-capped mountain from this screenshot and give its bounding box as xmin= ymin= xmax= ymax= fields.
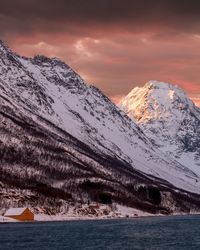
xmin=1 ymin=41 xmax=200 ymax=215
xmin=119 ymin=80 xmax=200 ymax=177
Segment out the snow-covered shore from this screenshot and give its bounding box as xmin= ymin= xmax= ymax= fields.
xmin=1 ymin=204 xmax=199 ymax=223
xmin=0 ymin=216 xmax=18 ymax=223
xmin=0 ymin=204 xmax=153 ymax=223
xmin=35 ymin=204 xmax=153 ymax=222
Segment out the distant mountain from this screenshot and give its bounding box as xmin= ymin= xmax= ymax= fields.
xmin=119 ymin=80 xmax=200 ymax=177
xmin=1 ymin=41 xmax=200 ymax=216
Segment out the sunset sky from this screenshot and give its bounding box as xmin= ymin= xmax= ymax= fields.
xmin=0 ymin=0 xmax=200 ymax=106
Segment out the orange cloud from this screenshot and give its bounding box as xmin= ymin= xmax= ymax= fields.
xmin=4 ymin=28 xmax=200 ymax=102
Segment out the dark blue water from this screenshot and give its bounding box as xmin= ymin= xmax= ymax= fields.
xmin=0 ymin=215 xmax=200 ymax=250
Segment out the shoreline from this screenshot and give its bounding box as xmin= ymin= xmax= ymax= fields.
xmin=1 ymin=212 xmax=200 ymax=224
xmin=1 ymin=204 xmax=200 ymax=224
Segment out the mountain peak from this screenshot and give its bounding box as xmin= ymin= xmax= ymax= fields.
xmin=145 ymin=80 xmax=178 ymax=90
xmin=0 ymin=39 xmax=5 ymax=46
xmin=119 ymin=80 xmax=199 ymax=142
xmin=0 ymin=40 xmax=9 ymax=52
xmin=0 ymin=40 xmax=16 ymax=58
xmin=119 ymin=81 xmax=200 ymax=175
xmin=32 ymin=55 xmax=68 ymax=67
xmin=119 ymin=81 xmax=195 ymax=120
xmin=143 ymin=80 xmax=189 ymax=97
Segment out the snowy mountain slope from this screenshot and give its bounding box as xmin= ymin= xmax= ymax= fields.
xmin=1 ymin=41 xmax=200 ymax=214
xmin=119 ymin=80 xmax=200 ymax=177
xmin=1 ymin=85 xmax=185 ymax=215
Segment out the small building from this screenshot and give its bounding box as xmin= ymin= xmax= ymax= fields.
xmin=4 ymin=207 xmax=34 ymax=221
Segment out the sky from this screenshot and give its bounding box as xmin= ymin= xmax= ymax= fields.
xmin=0 ymin=0 xmax=200 ymax=106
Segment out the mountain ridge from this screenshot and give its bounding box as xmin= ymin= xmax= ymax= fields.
xmin=1 ymin=43 xmax=200 ymax=216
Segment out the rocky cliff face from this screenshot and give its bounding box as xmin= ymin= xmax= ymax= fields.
xmin=1 ymin=42 xmax=200 ymax=215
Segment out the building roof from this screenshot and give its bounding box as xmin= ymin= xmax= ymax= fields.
xmin=4 ymin=207 xmax=30 ymax=216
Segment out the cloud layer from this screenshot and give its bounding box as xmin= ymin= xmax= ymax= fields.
xmin=0 ymin=0 xmax=200 ymax=104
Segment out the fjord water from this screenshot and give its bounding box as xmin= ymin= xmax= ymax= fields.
xmin=0 ymin=216 xmax=200 ymax=250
